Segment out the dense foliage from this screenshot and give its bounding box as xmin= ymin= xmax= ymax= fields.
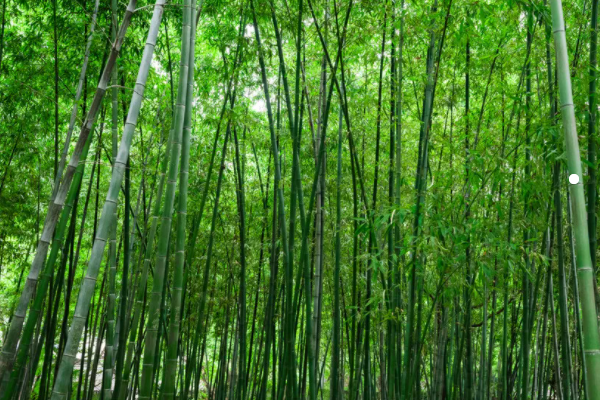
xmin=0 ymin=0 xmax=598 ymax=398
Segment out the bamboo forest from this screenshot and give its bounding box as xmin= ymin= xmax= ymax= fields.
xmin=4 ymin=0 xmax=600 ymax=398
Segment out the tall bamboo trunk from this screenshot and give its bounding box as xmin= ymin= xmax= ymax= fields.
xmin=50 ymin=2 xmax=166 ymax=397
xmin=250 ymin=1 xmax=297 ymax=398
xmin=549 ymin=1 xmax=600 ymax=399
xmin=521 ymin=8 xmax=533 ymax=400
xmin=403 ymin=1 xmax=438 ymax=397
xmin=312 ymin=21 xmax=326 ymax=383
xmin=161 ymin=1 xmax=196 ymax=397
xmin=233 ymin=124 xmax=247 ymax=400
xmin=331 ymin=104 xmax=343 ymax=400
xmin=138 ymin=1 xmax=190 ymax=395
xmin=102 ymin=0 xmax=120 ymax=385
xmin=589 ymin=0 xmax=599 ymax=293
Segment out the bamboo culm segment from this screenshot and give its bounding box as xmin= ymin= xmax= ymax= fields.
xmin=50 ymin=2 xmax=166 ymax=398
xmin=549 ymin=1 xmax=600 ymax=399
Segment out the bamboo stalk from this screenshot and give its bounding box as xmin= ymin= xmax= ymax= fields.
xmin=49 ymin=2 xmax=166 ymax=397
xmin=549 ymin=1 xmax=600 ymax=399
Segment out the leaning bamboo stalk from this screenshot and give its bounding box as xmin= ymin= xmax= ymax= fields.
xmin=0 ymin=132 xmax=93 ymax=400
xmin=269 ymin=1 xmax=329 ymax=396
xmin=0 ymin=0 xmax=138 ymax=385
xmin=259 ymin=160 xmax=279 ymax=400
xmin=49 ymin=2 xmax=166 ymax=398
xmin=549 ymin=271 xmax=565 ymax=400
xmin=549 ymin=1 xmax=600 ymax=399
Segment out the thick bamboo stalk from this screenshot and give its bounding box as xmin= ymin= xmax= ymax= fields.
xmin=589 ymin=0 xmax=599 ymax=280
xmin=549 ymin=1 xmax=600 ymax=399
xmin=49 ymin=2 xmax=166 ymax=397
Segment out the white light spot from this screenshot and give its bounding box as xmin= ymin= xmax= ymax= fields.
xmin=252 ymin=99 xmax=266 ymax=113
xmin=569 ymin=174 xmax=580 ymax=184
xmin=245 ymin=24 xmax=254 ymax=38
